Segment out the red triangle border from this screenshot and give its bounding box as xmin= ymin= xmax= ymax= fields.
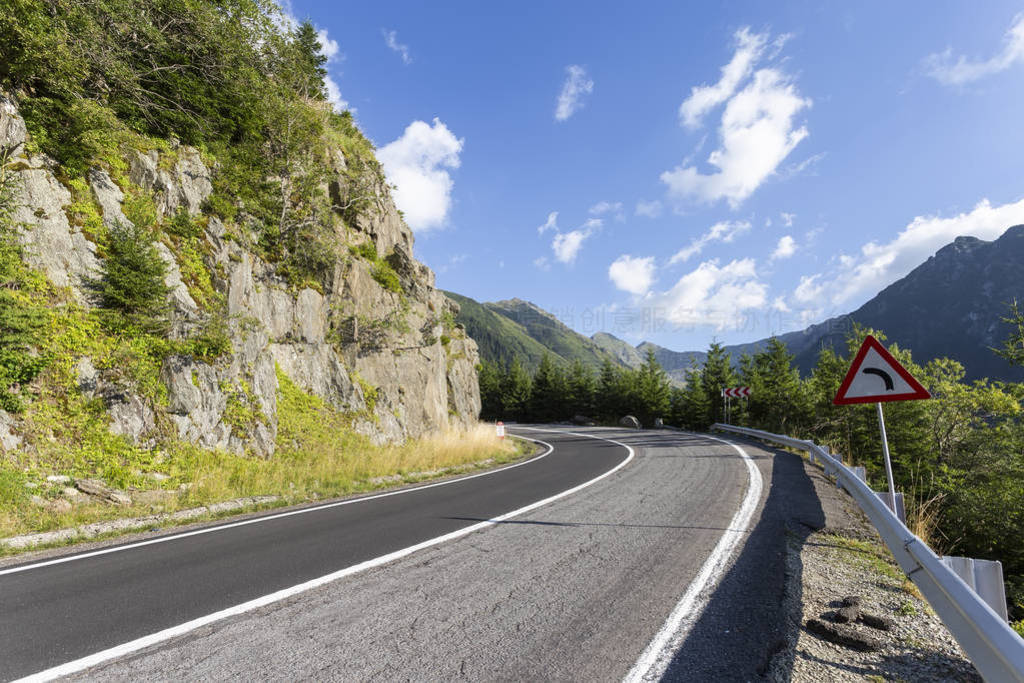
xmin=833 ymin=335 xmax=931 ymax=405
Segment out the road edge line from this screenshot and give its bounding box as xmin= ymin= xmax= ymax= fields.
xmin=622 ymin=431 xmax=764 ymax=682
xmin=1 ymin=434 xmax=551 ymax=578
xmin=15 ymin=429 xmax=634 ymax=682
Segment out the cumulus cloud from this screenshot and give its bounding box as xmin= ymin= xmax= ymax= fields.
xmin=547 ymin=218 xmax=601 ymax=264
xmin=378 ymin=118 xmax=463 ymax=232
xmin=771 ymin=235 xmax=796 ymax=260
xmin=555 ymin=65 xmax=594 ymax=122
xmin=537 ymin=211 xmax=559 ymax=235
xmin=662 ymin=29 xmax=811 ymax=208
xmin=669 ymin=220 xmax=751 ymax=264
xmin=924 ymin=14 xmax=1024 ymax=86
xmin=780 ymin=212 xmax=795 ymax=227
xmin=649 ymin=258 xmax=769 ymax=329
xmin=383 ymin=29 xmax=413 ymax=65
xmin=552 ymin=230 xmax=591 ymax=264
xmin=635 ymin=199 xmax=663 ymax=218
xmin=679 ymin=27 xmax=769 ymax=128
xmin=609 ymin=255 xmax=656 ymax=295
xmin=796 ymin=197 xmax=1024 ymax=307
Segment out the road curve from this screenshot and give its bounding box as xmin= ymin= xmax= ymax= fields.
xmin=0 ymin=428 xmax=630 ymax=681
xmin=3 ymin=426 xmax=819 ymax=682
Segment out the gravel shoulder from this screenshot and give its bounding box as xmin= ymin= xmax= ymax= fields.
xmin=761 ymin=443 xmax=981 ymax=682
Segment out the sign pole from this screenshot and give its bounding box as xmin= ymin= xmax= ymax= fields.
xmin=875 ymin=402 xmax=897 ymax=515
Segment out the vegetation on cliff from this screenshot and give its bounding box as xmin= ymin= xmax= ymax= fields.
xmin=0 ymin=0 xmax=487 ymax=546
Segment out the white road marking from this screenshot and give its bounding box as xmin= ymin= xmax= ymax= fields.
xmin=15 ymin=429 xmax=635 ymax=682
xmin=1 ymin=435 xmax=556 ymax=578
xmin=623 ymin=432 xmax=764 ymax=683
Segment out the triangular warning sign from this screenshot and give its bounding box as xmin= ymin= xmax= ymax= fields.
xmin=833 ymin=335 xmax=930 ymax=405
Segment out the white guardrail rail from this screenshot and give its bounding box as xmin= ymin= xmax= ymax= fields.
xmin=711 ymin=423 xmax=1024 ymax=683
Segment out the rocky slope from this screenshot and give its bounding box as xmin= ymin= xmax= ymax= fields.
xmin=0 ymin=90 xmax=480 ymax=457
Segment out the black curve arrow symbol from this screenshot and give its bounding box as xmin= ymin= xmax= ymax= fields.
xmin=862 ymin=367 xmax=894 ymax=391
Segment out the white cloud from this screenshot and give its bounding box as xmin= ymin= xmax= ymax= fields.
xmin=771 ymin=297 xmax=790 ymax=313
xmin=537 ymin=211 xmax=559 ymax=234
xmin=555 ymin=65 xmax=594 ymax=122
xmin=378 ymin=118 xmax=463 ymax=232
xmin=771 ymin=235 xmax=796 ymax=260
xmin=533 ymin=256 xmax=551 ymax=271
xmin=609 ymin=255 xmax=656 ymax=295
xmin=649 ymin=258 xmax=769 ymax=329
xmin=669 ymin=220 xmax=751 ymax=264
xmin=552 ymin=229 xmax=592 ymax=264
xmin=663 ymin=67 xmax=811 ymax=208
xmin=679 ymin=27 xmax=769 ymax=129
xmin=663 ymin=28 xmax=811 ymax=208
xmin=317 ymin=28 xmax=340 ymax=62
xmin=383 ymin=29 xmax=413 ymax=65
xmin=324 ymin=76 xmax=350 ymax=112
xmin=780 ymin=212 xmax=795 ymax=227
xmin=796 ymin=197 xmax=1024 ymax=307
xmin=635 ymin=200 xmax=663 ymax=218
xmin=793 ymin=273 xmax=823 ymax=304
xmin=924 ymin=14 xmax=1024 ymax=86
xmin=589 ymin=201 xmax=624 ymax=220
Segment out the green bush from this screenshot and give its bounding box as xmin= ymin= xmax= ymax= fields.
xmin=371 ymin=261 xmax=402 ymax=293
xmin=94 ymin=222 xmax=171 ymax=331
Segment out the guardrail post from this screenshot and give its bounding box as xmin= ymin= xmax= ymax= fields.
xmin=874 ymin=490 xmax=906 ymax=525
xmin=941 ymin=557 xmax=1010 ymax=623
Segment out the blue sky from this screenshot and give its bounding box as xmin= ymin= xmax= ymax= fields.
xmin=288 ymin=0 xmax=1024 ymax=352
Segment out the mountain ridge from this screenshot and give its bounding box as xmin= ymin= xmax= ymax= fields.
xmin=451 ymin=225 xmax=1024 ymax=383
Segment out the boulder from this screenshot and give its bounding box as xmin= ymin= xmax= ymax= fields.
xmin=0 ymin=409 xmax=22 ymax=452
xmin=0 ymin=91 xmax=27 ymax=153
xmin=619 ymin=415 xmax=641 ymax=429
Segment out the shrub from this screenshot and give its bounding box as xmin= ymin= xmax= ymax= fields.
xmin=371 ymin=262 xmax=402 ymax=294
xmin=94 ymin=222 xmax=171 ymax=331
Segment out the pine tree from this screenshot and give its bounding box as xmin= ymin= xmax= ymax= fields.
xmin=634 ymin=348 xmax=670 ymax=427
xmin=566 ymin=358 xmax=596 ymax=418
xmin=291 ymin=20 xmax=328 ymax=100
xmin=596 ymin=359 xmax=622 ymax=421
xmin=700 ymin=342 xmax=735 ymax=424
xmin=477 ymin=360 xmax=504 ymax=420
xmin=528 ymin=353 xmax=565 ymax=422
xmin=95 ymin=222 xmax=171 ymax=332
xmin=502 ymin=358 xmax=532 ymax=421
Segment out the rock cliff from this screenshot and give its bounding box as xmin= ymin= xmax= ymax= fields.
xmin=0 ymin=90 xmax=480 ymax=457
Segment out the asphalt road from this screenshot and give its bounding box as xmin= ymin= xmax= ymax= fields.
xmin=1 ymin=426 xmax=824 ymax=681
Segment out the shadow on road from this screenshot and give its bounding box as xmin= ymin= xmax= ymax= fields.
xmin=659 ymin=439 xmax=824 ymax=682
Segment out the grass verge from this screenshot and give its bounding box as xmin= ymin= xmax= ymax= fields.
xmin=1 ymin=371 xmax=532 ymax=550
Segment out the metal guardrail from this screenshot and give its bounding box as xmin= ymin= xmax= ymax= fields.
xmin=711 ymin=423 xmax=1024 ymax=683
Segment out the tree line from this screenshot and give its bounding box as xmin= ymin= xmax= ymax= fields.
xmin=478 ymin=319 xmax=1024 ymax=630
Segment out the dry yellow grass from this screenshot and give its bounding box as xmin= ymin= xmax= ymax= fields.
xmin=0 ymin=371 xmax=529 ymax=544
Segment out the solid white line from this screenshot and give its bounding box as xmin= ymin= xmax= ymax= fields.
xmin=623 ymin=432 xmax=764 ymax=683
xmin=0 ymin=435 xmax=555 ymax=578
xmin=15 ymin=429 xmax=635 ymax=682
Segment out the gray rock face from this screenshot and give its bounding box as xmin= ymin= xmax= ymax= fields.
xmin=0 ymin=410 xmax=22 ymax=452
xmin=104 ymin=388 xmax=156 ymax=445
xmin=89 ymin=169 xmax=131 ymax=227
xmin=12 ymin=158 xmax=99 ymax=303
xmin=2 ymin=93 xmax=481 ymax=459
xmin=0 ymin=92 xmax=26 ymax=153
xmin=128 ymin=147 xmax=212 ymax=218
